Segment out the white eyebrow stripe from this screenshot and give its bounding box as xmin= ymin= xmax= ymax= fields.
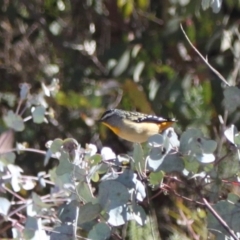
xmin=100 ymin=110 xmax=115 ymax=120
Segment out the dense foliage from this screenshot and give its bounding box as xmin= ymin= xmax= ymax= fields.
xmin=1 ymin=0 xmax=240 ymax=239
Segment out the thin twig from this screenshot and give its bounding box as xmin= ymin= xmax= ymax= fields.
xmin=202 ymin=198 xmax=238 ymax=240
xmin=180 ymin=24 xmax=230 ymax=86
xmin=0 ymin=147 xmax=46 ymax=155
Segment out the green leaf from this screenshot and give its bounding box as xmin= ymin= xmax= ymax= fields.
xmin=180 ymin=128 xmax=216 ymax=163
xmin=19 ymin=83 xmax=30 ymax=100
xmin=78 ymin=203 xmax=102 ymax=225
xmin=208 ymin=200 xmax=240 ymax=237
xmin=32 ymin=106 xmax=46 ymax=123
xmin=195 ymin=153 xmax=215 ymax=163
xmin=50 ymin=138 xmax=63 ymax=153
xmin=148 ymin=134 xmax=164 ymax=147
xmin=132 ymin=204 xmax=147 ymax=226
xmin=201 ymin=0 xmax=211 ymax=10
xmin=91 ymin=172 xmax=100 ymax=182
xmin=88 ymin=222 xmax=111 ymax=240
xmin=100 ymin=147 xmax=116 ymax=161
xmin=223 ymin=87 xmax=240 ymax=113
xmin=98 ymin=180 xmax=129 ymax=208
xmin=106 ymin=203 xmax=130 ymax=226
xmin=3 ymin=110 xmax=24 ymax=131
xmin=0 ymin=197 xmax=11 ymax=216
xmin=115 ymin=170 xmax=146 ymax=202
xmin=76 ymin=181 xmax=94 ymax=203
xmin=146 ymin=147 xmax=166 ymax=171
xmin=133 ymin=61 xmax=145 ymax=82
xmin=56 ymin=152 xmax=74 ymax=175
xmin=227 ymin=193 xmax=239 ymax=204
xmin=116 ymin=169 xmax=135 ymax=189
xmin=122 ymin=2 xmax=133 ymax=18
xmin=0 ymin=152 xmax=16 ymax=164
xmin=211 ymin=0 xmax=222 ymax=13
xmin=158 ymin=153 xmax=184 ymax=173
xmin=24 ymin=217 xmax=37 ymax=239
xmin=183 ymin=155 xmax=200 ymax=173
xmin=51 ymin=224 xmax=74 ymax=240
xmin=136 ymin=0 xmax=149 ymax=9
xmin=224 ymin=125 xmax=240 ymax=147
xmin=132 ymin=143 xmax=145 ymax=173
xmin=51 ymin=201 xmax=78 ymax=240
xmin=180 ymin=128 xmax=203 ymax=154
xmin=149 ymin=171 xmax=164 ymax=186
xmin=90 ymin=154 xmax=102 ymax=165
xmin=113 ymin=50 xmax=130 ymax=77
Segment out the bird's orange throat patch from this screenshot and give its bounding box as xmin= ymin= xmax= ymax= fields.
xmin=158 ymin=121 xmax=174 ymax=131
xmin=102 ymin=122 xmax=120 ymax=135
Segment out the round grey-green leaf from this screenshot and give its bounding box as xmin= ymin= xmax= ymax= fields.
xmin=0 ymin=197 xmax=11 ymax=216
xmin=98 ymin=180 xmax=129 ymax=208
xmin=223 ymin=86 xmax=240 ymax=113
xmin=88 ymin=222 xmax=111 ymax=240
xmin=78 ymin=203 xmax=102 ymax=225
xmin=3 ymin=110 xmax=24 ymax=131
xmin=32 ymin=106 xmax=46 ymax=124
xmin=148 ymin=134 xmax=164 ymax=147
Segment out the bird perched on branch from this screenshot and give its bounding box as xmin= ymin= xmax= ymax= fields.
xmin=99 ymin=109 xmax=176 ymax=143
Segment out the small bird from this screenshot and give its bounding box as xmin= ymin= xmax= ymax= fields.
xmin=99 ymin=109 xmax=176 ymax=143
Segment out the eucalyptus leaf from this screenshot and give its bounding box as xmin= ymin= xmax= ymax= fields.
xmin=201 ymin=0 xmax=211 ymax=10
xmin=223 ymin=87 xmax=240 ymax=113
xmin=113 ymin=50 xmax=130 ymax=77
xmin=132 ymin=143 xmax=145 ymax=173
xmin=76 ymin=181 xmax=94 ymax=203
xmin=149 ymin=171 xmax=164 ymax=186
xmin=106 ymin=203 xmax=130 ymax=226
xmin=0 ymin=197 xmax=11 ymax=216
xmin=78 ymin=202 xmax=102 ymax=225
xmin=49 ymin=138 xmax=63 ymax=153
xmin=116 ymin=169 xmax=135 ymax=189
xmin=195 ymin=153 xmax=215 ymax=163
xmin=132 ymin=204 xmax=147 ymax=226
xmin=163 ymin=128 xmax=180 ymax=149
xmin=50 ymin=224 xmax=74 ymax=240
xmin=3 ymin=110 xmax=24 ymax=131
xmin=133 ymin=61 xmax=145 ymax=82
xmin=158 ymin=153 xmax=184 ymax=173
xmin=135 ymin=178 xmax=146 ymax=201
xmin=19 ymin=83 xmax=30 ymax=100
xmin=208 ymin=200 xmax=240 ymax=237
xmin=98 ymin=180 xmax=129 ymax=208
xmin=146 ymin=147 xmax=166 ymax=171
xmin=224 ymin=125 xmax=239 ymax=146
xmin=56 ymin=152 xmax=74 ymax=175
xmin=32 ymin=106 xmax=45 ymax=124
xmin=0 ymin=152 xmax=16 ymax=164
xmin=211 ymin=0 xmax=222 ymax=13
xmin=88 ymin=222 xmax=111 ymax=240
xmin=101 ymin=147 xmax=116 ymax=161
xmin=101 ymin=172 xmax=118 ymax=181
xmin=148 ymin=134 xmax=164 ymax=147
xmin=180 ymin=128 xmax=217 ymax=163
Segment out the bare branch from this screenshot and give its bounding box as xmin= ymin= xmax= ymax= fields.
xmin=180 ymin=24 xmax=230 ymax=86
xmin=202 ymin=198 xmax=238 ymax=240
